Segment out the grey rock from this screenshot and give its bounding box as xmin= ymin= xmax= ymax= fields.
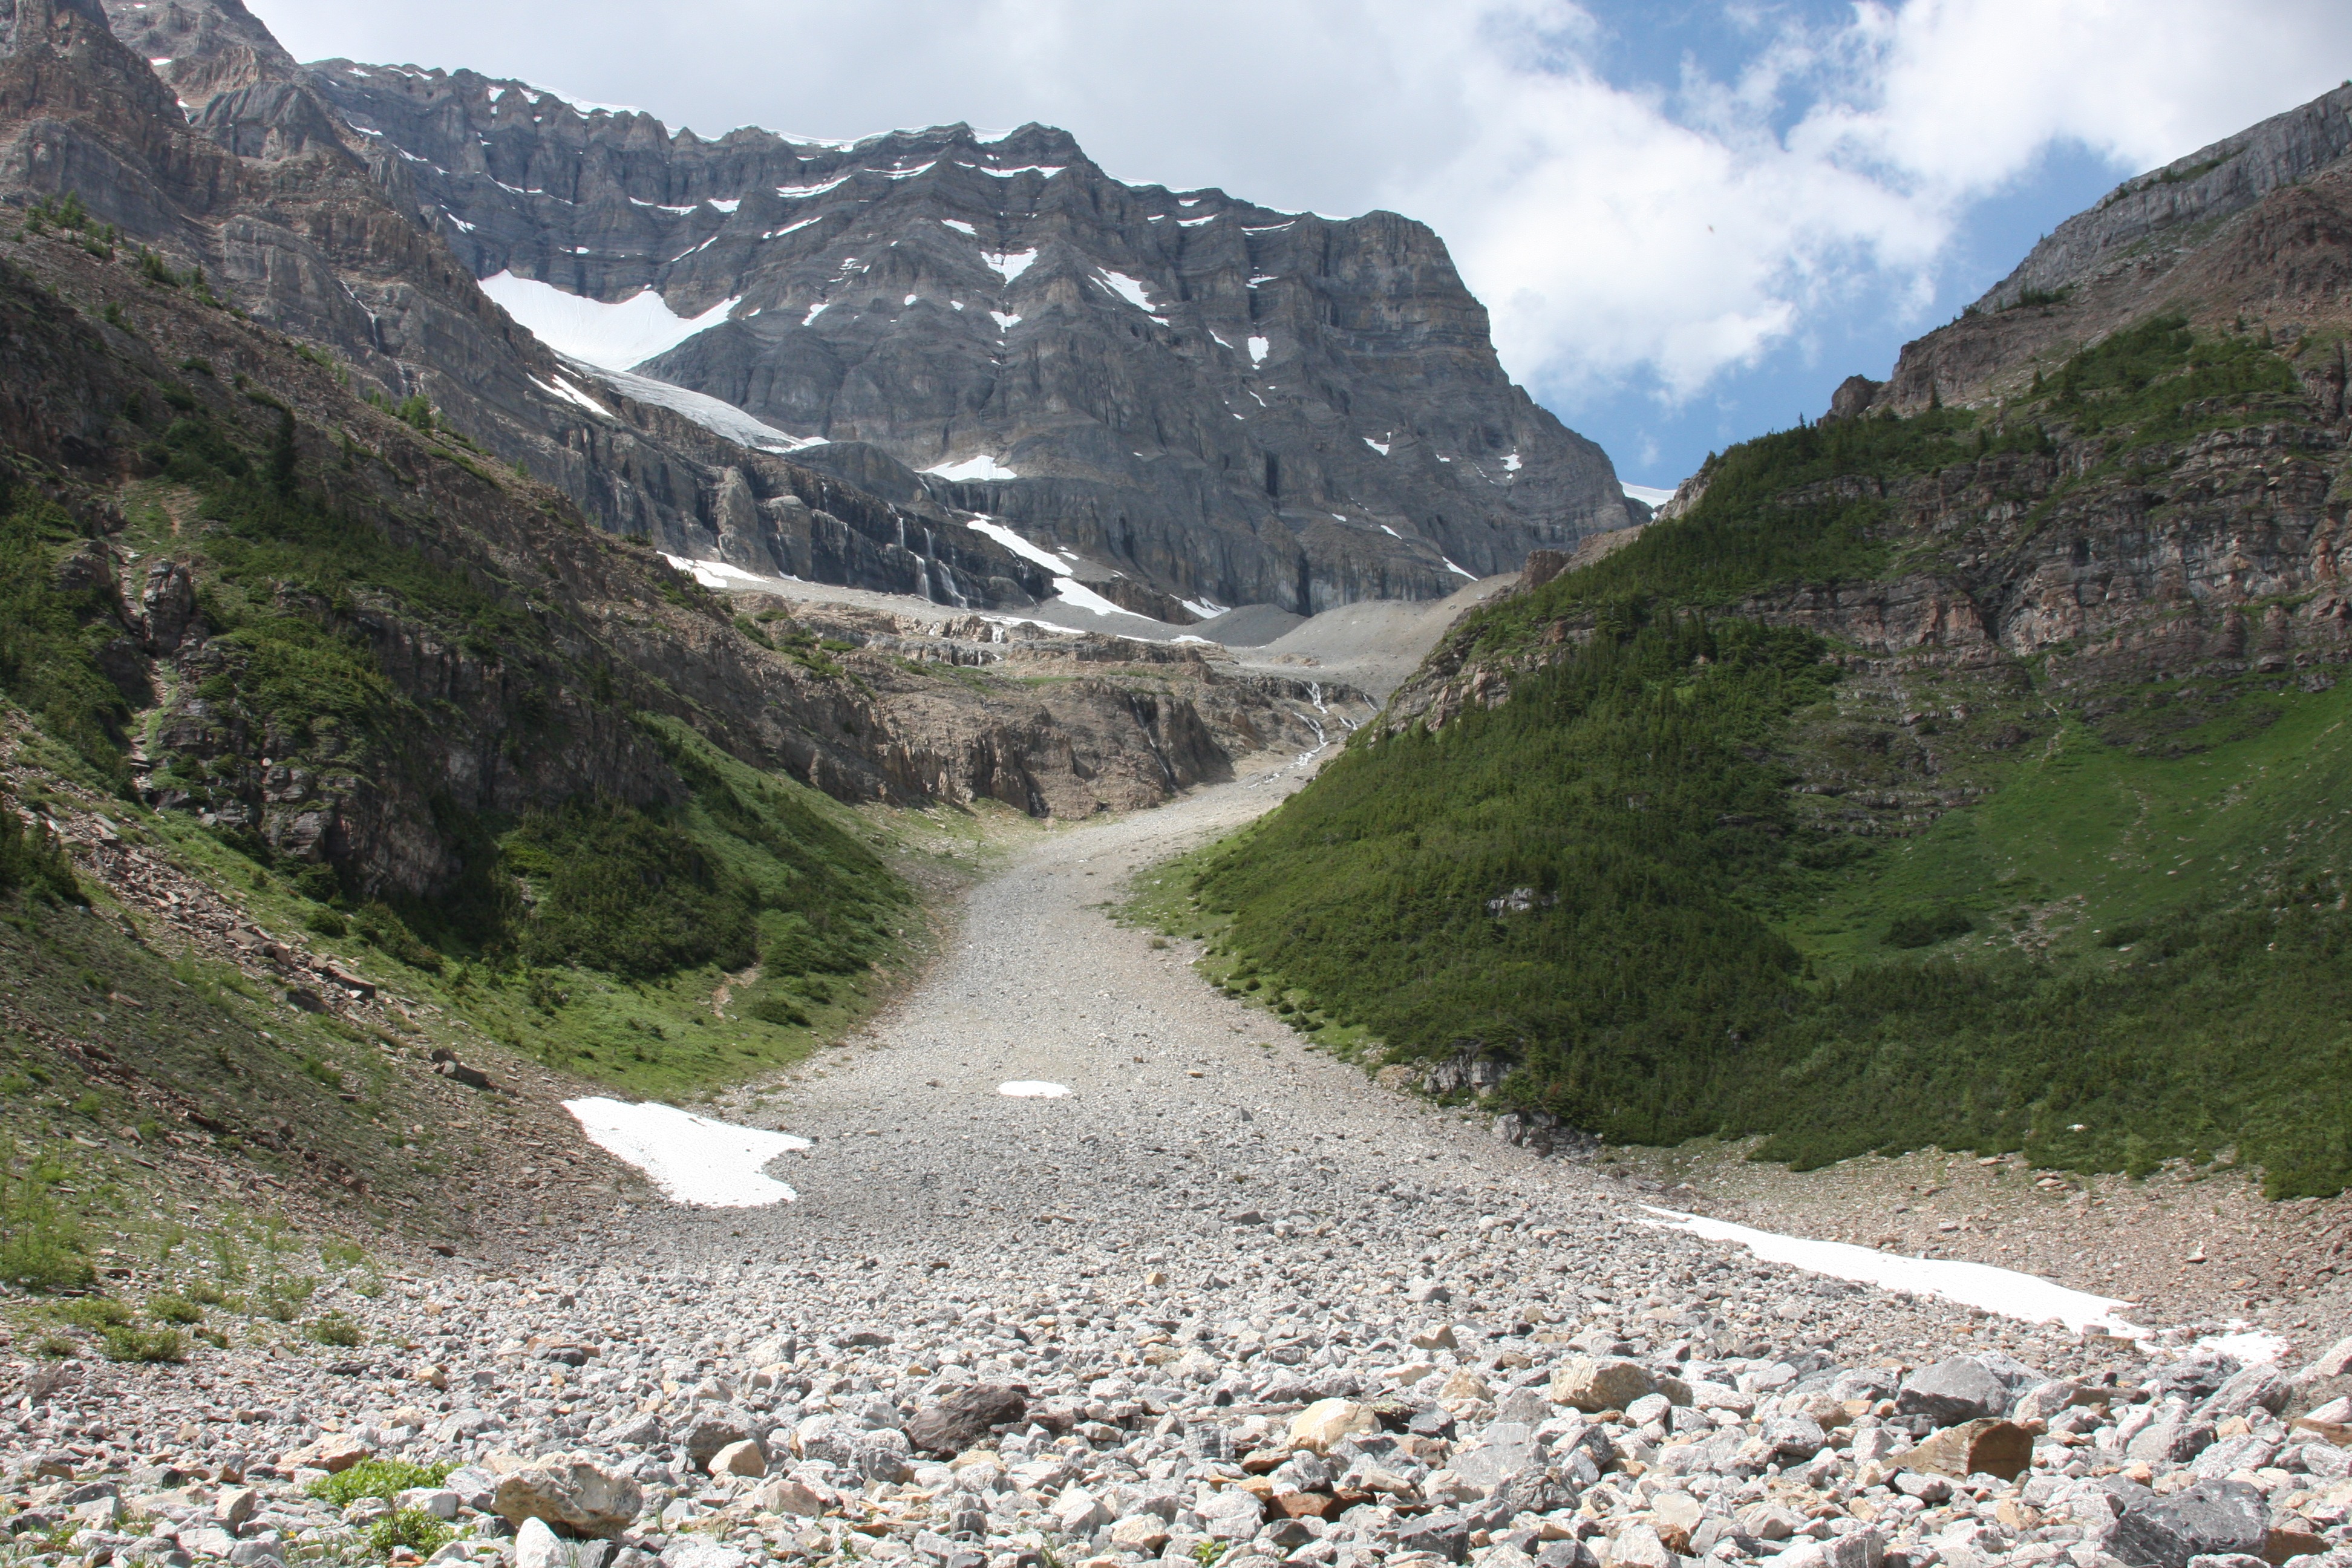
xmin=906 ymin=1384 xmax=1030 ymax=1455
xmin=1396 ymin=1511 xmax=1471 ymax=1564
xmin=2107 ymin=1480 xmax=2267 ymax=1568
xmin=1899 ymin=1359 xmax=2011 ymax=1426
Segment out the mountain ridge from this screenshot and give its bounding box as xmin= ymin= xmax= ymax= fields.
xmin=301 ymin=61 xmax=1639 ymax=612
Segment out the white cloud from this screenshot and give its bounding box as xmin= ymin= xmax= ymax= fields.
xmin=251 ymin=0 xmax=2352 ymax=408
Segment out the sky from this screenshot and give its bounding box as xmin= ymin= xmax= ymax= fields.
xmin=248 ymin=0 xmax=2352 ymax=491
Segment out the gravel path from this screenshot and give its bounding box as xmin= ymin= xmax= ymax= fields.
xmin=11 ymin=773 xmax=2352 ymax=1568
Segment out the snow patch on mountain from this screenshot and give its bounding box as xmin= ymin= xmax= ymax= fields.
xmin=481 ymin=272 xmax=739 ymax=371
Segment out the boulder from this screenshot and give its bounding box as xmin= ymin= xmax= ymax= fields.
xmin=2128 ymin=1399 xmax=2217 ymax=1465
xmin=1549 ymin=1357 xmax=1659 ymax=1414
xmin=1893 ymin=1419 xmax=2034 ymax=1482
xmin=1200 ymin=1488 xmax=1267 ymax=1541
xmin=1898 ymin=1359 xmax=2011 ymax=1426
xmin=1289 ymin=1399 xmax=1377 ymax=1453
xmin=1111 ymin=1514 xmax=1172 ymax=1551
xmin=748 ymin=1478 xmax=824 ymax=1518
xmin=1606 ymin=1523 xmax=1676 ymax=1568
xmin=515 ymin=1518 xmax=567 ymax=1568
xmin=708 ymin=1440 xmax=766 ymax=1478
xmin=2108 ymin=1480 xmax=2268 ymax=1568
xmin=492 ymin=1455 xmax=645 ymax=1539
xmin=906 ymin=1385 xmax=1030 ymax=1455
xmin=1397 ymin=1510 xmax=1471 ymax=1564
xmin=679 ymin=1409 xmax=756 ymax=1467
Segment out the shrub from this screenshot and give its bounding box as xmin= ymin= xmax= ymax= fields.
xmin=506 ymin=800 xmax=759 ymax=979
xmin=1885 ymin=907 xmax=1974 ymax=949
xmin=57 ymin=1296 xmax=132 ymax=1330
xmin=102 ymin=1325 xmax=187 ymax=1363
xmin=307 ymin=1459 xmax=455 ymax=1509
xmin=146 ymin=1293 xmax=204 ymax=1325
xmin=304 ymin=1310 xmax=362 ymax=1347
xmin=368 ymin=1509 xmax=452 ymax=1560
xmin=0 ymin=1162 xmax=92 ymax=1293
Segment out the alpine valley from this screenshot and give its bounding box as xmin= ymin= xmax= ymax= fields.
xmin=0 ymin=16 xmax=2346 ymax=1568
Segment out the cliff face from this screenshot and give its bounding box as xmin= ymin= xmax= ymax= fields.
xmin=301 ymin=69 xmax=1636 ymax=612
xmin=1869 ymin=86 xmax=2352 ymax=417
xmin=0 ymin=225 xmax=1361 ymax=911
xmin=1978 ymin=85 xmax=2352 ymax=313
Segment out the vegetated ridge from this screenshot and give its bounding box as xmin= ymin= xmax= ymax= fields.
xmin=1147 ymin=82 xmax=2352 ymax=1200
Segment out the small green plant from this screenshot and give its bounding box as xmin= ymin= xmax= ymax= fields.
xmin=32 ymin=1333 xmax=77 ymax=1359
xmin=367 ymin=1509 xmax=452 ymax=1560
xmin=102 ymin=1325 xmax=187 ymax=1363
xmin=306 ymin=907 xmax=349 ymax=938
xmin=57 ymin=1296 xmax=133 ymax=1330
xmin=146 ymin=1293 xmax=204 ymax=1325
xmin=307 ymin=1459 xmax=456 ymax=1509
xmin=304 ymin=1310 xmax=362 ymax=1347
xmin=185 ymin=1279 xmax=226 ymax=1306
xmin=1192 ymin=1543 xmax=1227 ymax=1567
xmin=255 ymin=1259 xmax=316 ymax=1321
xmin=321 ymin=1239 xmax=367 ymax=1267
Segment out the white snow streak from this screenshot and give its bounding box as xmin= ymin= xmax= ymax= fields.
xmin=1365 ymin=437 xmax=1391 ymax=456
xmin=965 ymin=518 xmax=1065 ymax=570
xmin=1623 ymin=482 xmax=1677 ymax=508
xmin=1247 ymin=336 xmax=1270 ymax=365
xmin=1095 ymin=269 xmax=1155 ymax=312
xmin=564 ymin=1097 xmax=806 ymax=1208
xmin=531 ymin=375 xmax=606 ymax=417
xmin=1442 ymin=558 xmax=1475 ymax=578
xmin=927 ymin=454 xmax=1021 ymax=483
xmin=940 ymin=218 xmax=977 ymax=236
xmin=984 ymin=249 xmax=1039 ymax=284
xmin=584 ymin=364 xmax=822 ymax=452
xmin=989 ymin=310 xmax=1022 ymax=333
xmin=480 ymin=272 xmax=739 ymax=371
xmin=1641 ymin=1207 xmax=2144 ymax=1336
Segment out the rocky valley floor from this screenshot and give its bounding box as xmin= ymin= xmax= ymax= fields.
xmin=4 ymin=769 xmax=2351 ymax=1568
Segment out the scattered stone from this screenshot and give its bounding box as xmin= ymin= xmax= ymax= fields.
xmin=491 ymin=1455 xmax=644 ymax=1538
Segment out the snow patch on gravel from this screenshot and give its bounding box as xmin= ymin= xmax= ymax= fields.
xmin=1642 ymin=1207 xmax=2145 ymax=1335
xmin=998 ymin=1082 xmax=1071 ymax=1098
xmin=564 ymin=1098 xmax=808 ymax=1207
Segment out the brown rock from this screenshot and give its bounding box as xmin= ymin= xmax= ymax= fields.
xmin=1276 ymin=1494 xmax=1336 ymax=1520
xmin=2267 ymin=1529 xmax=2327 ymax=1565
xmin=1892 ymin=1419 xmax=2034 ymax=1482
xmin=905 ymin=1383 xmax=1030 ymax=1456
xmin=2291 ymin=1419 xmax=2352 ymax=1447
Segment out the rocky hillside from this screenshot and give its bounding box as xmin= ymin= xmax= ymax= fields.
xmin=1153 ymin=83 xmax=2352 ymax=1199
xmin=294 ymin=69 xmax=1636 ymax=613
xmin=1855 ymin=84 xmax=2352 ymax=416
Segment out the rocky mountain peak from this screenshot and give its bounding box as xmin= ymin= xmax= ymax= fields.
xmin=1978 ymin=83 xmax=2352 ymax=312
xmin=308 ymin=63 xmax=1638 ymax=612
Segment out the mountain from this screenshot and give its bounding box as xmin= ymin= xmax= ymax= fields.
xmin=298 ymin=67 xmax=1637 ymax=615
xmin=1155 ymin=83 xmax=2352 ymax=1198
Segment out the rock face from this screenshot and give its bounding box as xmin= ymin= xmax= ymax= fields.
xmin=1976 ymin=85 xmax=2352 ymax=313
xmin=1862 ymin=83 xmax=2352 ymax=418
xmin=297 ymin=71 xmax=1636 ymax=611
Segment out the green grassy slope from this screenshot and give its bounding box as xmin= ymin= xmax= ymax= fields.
xmin=1150 ymin=319 xmax=2352 ymax=1197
